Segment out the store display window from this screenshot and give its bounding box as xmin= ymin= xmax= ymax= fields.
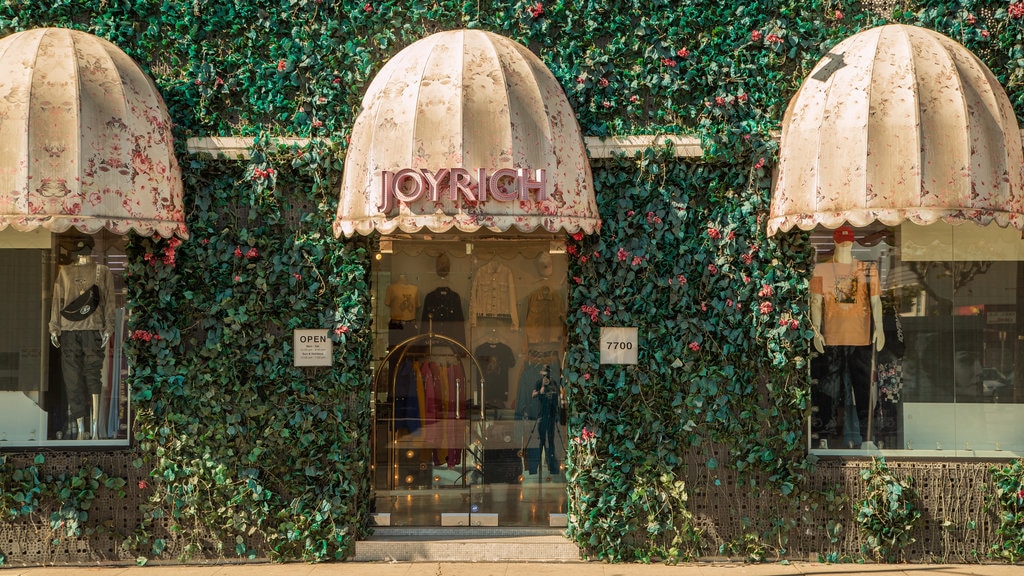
xmin=809 ymin=222 xmax=1024 ymax=456
xmin=0 ymin=229 xmax=130 ymax=446
xmin=370 ymin=235 xmax=569 ymax=526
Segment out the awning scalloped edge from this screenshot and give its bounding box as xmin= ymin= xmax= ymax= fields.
xmin=1 ymin=215 xmax=189 ymax=240
xmin=766 ymin=208 xmax=1024 ymax=237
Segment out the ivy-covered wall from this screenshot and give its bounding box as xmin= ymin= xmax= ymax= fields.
xmin=5 ymin=0 xmax=1024 ymax=567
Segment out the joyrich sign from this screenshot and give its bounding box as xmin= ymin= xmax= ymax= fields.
xmin=378 ymin=167 xmax=547 ymax=213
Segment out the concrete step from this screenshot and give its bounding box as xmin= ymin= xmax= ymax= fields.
xmin=352 ymin=527 xmax=582 ymax=562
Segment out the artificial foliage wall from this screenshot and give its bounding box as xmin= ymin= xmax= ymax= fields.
xmin=4 ymin=0 xmax=1024 ymax=566
xmin=121 ymin=141 xmax=375 ymax=562
xmin=563 ymin=151 xmax=814 ymax=561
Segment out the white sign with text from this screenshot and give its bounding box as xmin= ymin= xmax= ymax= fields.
xmin=600 ymin=327 xmax=638 ymax=365
xmin=293 ymin=329 xmax=332 ymax=367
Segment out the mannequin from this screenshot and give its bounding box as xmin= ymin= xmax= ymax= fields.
xmin=810 ymin=226 xmax=883 ymax=448
xmin=384 ymin=273 xmax=419 ymax=347
xmin=49 ymin=237 xmax=114 ymax=440
xmin=531 ymin=365 xmax=562 ymax=475
xmin=536 ymin=252 xmax=553 ymax=279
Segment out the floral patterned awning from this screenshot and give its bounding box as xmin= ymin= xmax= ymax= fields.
xmin=0 ymin=28 xmax=187 ymax=239
xmin=769 ymin=24 xmax=1024 ymax=236
xmin=334 ymin=29 xmax=599 ymax=238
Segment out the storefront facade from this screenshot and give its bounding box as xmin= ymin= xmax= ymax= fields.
xmin=334 ymin=29 xmax=599 ymax=527
xmin=5 ymin=1 xmax=1024 ymax=567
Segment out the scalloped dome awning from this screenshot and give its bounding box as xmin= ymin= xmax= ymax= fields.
xmin=0 ymin=28 xmax=187 ymax=239
xmin=768 ymin=24 xmax=1024 ymax=236
xmin=334 ymin=29 xmax=599 ymax=238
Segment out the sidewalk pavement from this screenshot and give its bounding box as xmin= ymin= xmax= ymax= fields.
xmin=4 ymin=562 xmax=1024 ymax=576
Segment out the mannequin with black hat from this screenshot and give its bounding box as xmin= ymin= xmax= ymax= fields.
xmin=810 ymin=225 xmax=884 ymax=449
xmin=48 ymin=236 xmax=115 ymax=440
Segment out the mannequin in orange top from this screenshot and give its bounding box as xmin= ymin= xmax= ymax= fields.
xmin=809 ymin=225 xmax=884 ymax=448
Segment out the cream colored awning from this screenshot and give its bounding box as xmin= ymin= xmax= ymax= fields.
xmin=334 ymin=29 xmax=599 ymax=238
xmin=0 ymin=28 xmax=187 ymax=239
xmin=769 ymin=24 xmax=1024 ymax=236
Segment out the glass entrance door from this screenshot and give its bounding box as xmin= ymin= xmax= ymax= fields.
xmin=370 ymin=236 xmax=568 ymax=527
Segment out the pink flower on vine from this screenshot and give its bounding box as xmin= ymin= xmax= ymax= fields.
xmin=677 ymin=274 xmax=687 ymax=285
xmin=834 ymin=10 xmax=843 ymax=19
xmin=580 ymin=304 xmax=599 ymax=322
xmin=708 ymin=264 xmax=718 ymax=275
xmin=726 ymin=299 xmax=734 ymax=307
xmin=789 ymin=319 xmax=799 ymax=330
xmin=758 ymin=284 xmax=774 ymax=298
xmin=234 ymin=246 xmax=243 ymax=258
xmin=751 ymin=30 xmax=763 ymax=42
xmin=965 ymin=14 xmax=976 ymax=25
xmin=676 ymin=47 xmax=689 ymax=58
xmin=714 ymin=96 xmax=726 ymax=106
xmin=598 ymin=78 xmax=609 ymax=88
xmin=759 ymin=301 xmax=774 ymax=314
xmin=334 ymin=326 xmax=349 ymax=335
xmin=629 ymin=95 xmax=639 ymax=103
xmin=617 ymin=247 xmax=629 ymax=261
xmin=707 ymin=227 xmax=722 ymax=239
xmin=1012 ymin=2 xmax=1024 ymax=19
xmin=234 ymin=275 xmax=241 ymax=282
xmin=742 ymin=253 xmax=753 ymax=265
xmin=245 ymin=247 xmax=259 ymax=259
xmin=277 ymin=59 xmax=287 ymax=71
xmin=529 ymin=2 xmax=544 ymax=17
xmin=646 ymin=211 xmax=662 ymax=224
xmin=689 ymin=342 xmax=700 ymax=351
xmin=572 ymin=231 xmax=584 ymax=241
xmin=583 ymin=373 xmax=591 ymax=381
xmin=754 ymin=157 xmax=766 ymax=170
xmin=293 ymin=273 xmax=302 ymax=280
xmin=766 ymin=34 xmax=784 ymax=44
xmin=138 ymin=480 xmax=148 ymax=490
xmin=363 ymin=2 xmax=373 ymax=13
xmin=573 ymin=276 xmax=582 ymax=284
xmin=631 ymin=256 xmax=643 ymax=266
xmin=737 ymin=92 xmax=748 ymax=103
xmin=602 ymin=101 xmax=612 ymax=109
xmin=661 ymin=57 xmax=676 ymax=67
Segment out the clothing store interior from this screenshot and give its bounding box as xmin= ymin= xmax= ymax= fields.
xmin=0 ymin=229 xmax=129 ymax=445
xmin=809 ymin=222 xmax=1024 ymax=457
xmin=370 ymin=235 xmax=569 ymax=526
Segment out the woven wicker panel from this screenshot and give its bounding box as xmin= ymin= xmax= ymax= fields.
xmin=685 ymin=447 xmax=1002 ymax=562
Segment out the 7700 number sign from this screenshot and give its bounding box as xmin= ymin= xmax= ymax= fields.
xmin=600 ymin=327 xmax=638 ymax=365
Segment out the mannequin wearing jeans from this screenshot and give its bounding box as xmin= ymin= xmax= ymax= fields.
xmin=531 ymin=366 xmax=561 ymax=475
xmin=810 ymin=226 xmax=884 ymax=448
xmin=49 ymin=238 xmax=114 ymax=440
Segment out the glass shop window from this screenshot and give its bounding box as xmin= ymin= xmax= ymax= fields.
xmin=369 ymin=235 xmax=570 ymax=512
xmin=809 ymin=222 xmax=1024 ymax=457
xmin=0 ymin=229 xmax=130 ymax=446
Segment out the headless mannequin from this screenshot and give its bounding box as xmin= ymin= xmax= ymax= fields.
xmin=50 ymin=250 xmax=111 ymax=440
